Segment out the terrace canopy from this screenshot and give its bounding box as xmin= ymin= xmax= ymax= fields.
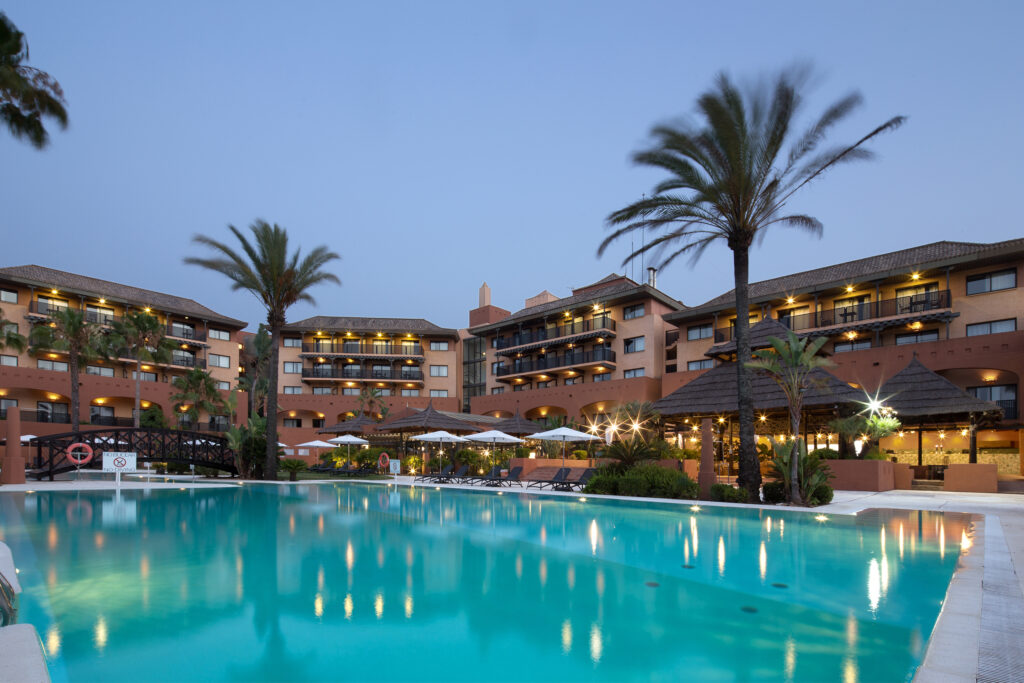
xmin=875 ymin=357 xmax=1003 ymax=464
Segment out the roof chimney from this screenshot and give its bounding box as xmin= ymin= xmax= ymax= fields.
xmin=479 ymin=282 xmax=491 ymax=307
xmin=647 ymin=267 xmax=657 ymax=289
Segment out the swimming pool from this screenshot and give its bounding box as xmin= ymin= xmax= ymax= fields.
xmin=0 ymin=484 xmax=971 ymax=682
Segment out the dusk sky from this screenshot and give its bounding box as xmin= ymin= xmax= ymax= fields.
xmin=3 ymin=2 xmax=1022 ymax=331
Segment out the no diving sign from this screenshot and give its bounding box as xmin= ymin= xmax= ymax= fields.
xmin=103 ymin=452 xmax=137 ymax=473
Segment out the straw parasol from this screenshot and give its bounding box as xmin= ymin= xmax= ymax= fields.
xmin=318 ymin=413 xmax=376 ymax=435
xmin=378 ymin=401 xmax=477 ymax=472
xmin=492 ymin=408 xmax=546 ymax=436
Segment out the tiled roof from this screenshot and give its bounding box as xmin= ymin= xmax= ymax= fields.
xmin=653 ymin=363 xmax=861 ymax=416
xmin=0 ymin=264 xmax=245 ymax=327
xmin=668 ymin=238 xmax=1024 ymax=321
xmin=284 ymin=316 xmax=458 ymax=338
xmin=469 ymin=278 xmax=686 ymax=334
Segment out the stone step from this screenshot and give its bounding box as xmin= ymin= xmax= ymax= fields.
xmin=912 ymin=479 xmax=944 ymax=491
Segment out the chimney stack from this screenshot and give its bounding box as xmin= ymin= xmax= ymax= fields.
xmin=647 ymin=266 xmax=657 ymax=289
xmin=479 ymin=282 xmax=491 ymax=307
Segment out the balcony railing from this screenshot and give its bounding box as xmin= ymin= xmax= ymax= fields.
xmin=301 ymin=341 xmax=423 ymax=356
xmin=170 ymin=355 xmax=206 ymax=369
xmin=167 ymin=325 xmax=207 ymax=342
xmin=495 ymin=317 xmax=616 ymax=350
xmin=28 ymin=301 xmax=70 ymax=317
xmin=90 ymin=415 xmax=135 ymax=427
xmin=0 ymin=409 xmax=72 ymax=424
xmin=711 ymin=289 xmax=953 ymax=343
xmin=495 ymin=348 xmax=616 ymax=377
xmin=85 ymin=310 xmax=120 ymax=325
xmin=301 ymin=367 xmax=424 ymax=381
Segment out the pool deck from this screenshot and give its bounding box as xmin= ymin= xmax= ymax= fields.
xmin=1 ymin=478 xmax=1021 ymax=682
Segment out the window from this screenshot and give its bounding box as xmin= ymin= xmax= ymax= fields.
xmin=379 ymin=388 xmax=392 ymax=397
xmin=283 ymin=362 xmax=301 ymax=374
xmin=2 ymin=321 xmax=16 ymax=336
xmin=371 ymin=364 xmax=391 ymax=378
xmin=132 ymin=370 xmax=157 ymax=382
xmin=0 ymin=398 xmax=18 ymax=418
xmin=85 ymin=305 xmax=115 ymax=324
xmin=342 ymin=388 xmax=360 ymax=396
xmin=283 ymin=337 xmax=301 ymax=348
xmin=969 ymin=384 xmax=1017 ymax=419
xmin=37 ymin=401 xmax=69 ymax=423
xmin=209 ymin=328 xmax=230 ymax=341
xmin=90 ymin=405 xmax=114 ymax=423
xmin=623 ymin=368 xmax=645 ymax=379
xmin=490 ymin=387 xmax=505 ymax=395
xmin=564 ymin=376 xmax=582 ymax=385
xmin=429 ymin=389 xmax=448 ymax=398
xmin=283 ymin=386 xmax=302 ymax=395
xmin=687 ymin=324 xmax=713 ymax=341
xmin=429 ymin=365 xmax=448 ymax=377
xmin=536 ymin=380 xmax=555 ymax=389
xmin=86 ymin=365 xmax=114 ymax=377
xmin=209 ymin=353 xmax=230 ymax=369
xmin=777 ymin=306 xmax=809 ymax=329
xmin=0 ymin=288 xmax=16 ymax=304
xmin=592 ymin=372 xmax=611 ymax=382
xmin=513 ymin=383 xmax=530 ymax=392
xmin=37 ymin=296 xmax=67 ymax=313
xmin=966 ymin=269 xmax=1017 ymax=295
xmin=895 ymin=330 xmax=940 ymax=345
xmin=312 ymin=387 xmax=332 ymax=395
xmin=491 ymin=361 xmax=507 ymax=375
xmin=623 ymin=304 xmax=645 ymax=320
xmin=401 ymin=389 xmax=420 ymax=397
xmin=283 ymin=418 xmax=302 ymax=428
xmin=1 ymin=354 xmax=16 ymax=367
xmin=170 ymin=322 xmax=196 ymax=339
xmin=216 ymin=380 xmax=231 ymax=391
xmin=429 ymin=341 xmax=449 ymax=351
xmin=623 ymin=336 xmax=645 ymax=353
xmin=312 ymin=418 xmax=325 ymax=429
xmin=966 ymin=319 xmax=1017 ymax=337
xmin=834 ymin=340 xmax=872 ymax=353
xmin=172 ymin=350 xmax=196 ymax=367
xmin=37 ymin=359 xmax=68 ymax=372
xmin=687 ymin=359 xmax=714 ymax=371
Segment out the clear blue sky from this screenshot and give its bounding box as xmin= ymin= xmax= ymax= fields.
xmin=3 ymin=1 xmax=1022 ymax=331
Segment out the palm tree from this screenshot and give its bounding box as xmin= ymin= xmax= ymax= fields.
xmin=746 ymin=331 xmax=832 ymax=504
xmin=238 ymin=326 xmax=272 ymax=418
xmin=29 ymin=308 xmax=104 ymax=431
xmin=170 ymin=367 xmax=227 ymax=430
xmin=0 ymin=308 xmax=27 ymax=354
xmin=600 ymin=69 xmax=904 ymax=501
xmin=185 ymin=221 xmax=340 ymax=480
xmin=108 ymin=311 xmax=176 ymax=428
xmin=0 ymin=12 xmax=68 ymax=148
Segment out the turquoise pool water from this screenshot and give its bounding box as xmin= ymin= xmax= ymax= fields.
xmin=0 ymin=484 xmax=970 ymax=682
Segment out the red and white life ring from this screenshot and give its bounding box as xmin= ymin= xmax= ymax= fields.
xmin=66 ymin=442 xmax=94 ymax=466
xmin=378 ymin=452 xmax=390 ymax=470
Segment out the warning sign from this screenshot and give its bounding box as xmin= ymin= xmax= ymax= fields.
xmin=103 ymin=452 xmax=137 ymax=473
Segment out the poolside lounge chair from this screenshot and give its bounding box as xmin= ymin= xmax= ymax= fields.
xmin=500 ymin=466 xmax=523 ymax=487
xmin=439 ymin=465 xmax=469 ymax=484
xmin=467 ymin=466 xmax=502 ymax=485
xmin=415 ymin=465 xmax=453 ymax=483
xmin=557 ymin=468 xmax=595 ymax=492
xmin=526 ymin=467 xmax=570 ymax=490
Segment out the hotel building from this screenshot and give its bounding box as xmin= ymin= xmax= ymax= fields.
xmin=0 ymin=265 xmax=245 ymax=435
xmin=661 ymin=239 xmax=1024 ymax=452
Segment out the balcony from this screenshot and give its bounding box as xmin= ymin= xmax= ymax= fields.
xmin=495 ymin=348 xmax=616 ymax=378
xmin=90 ymin=415 xmax=135 ymax=427
xmin=167 ymin=325 xmax=207 ymax=342
xmin=495 ymin=316 xmax=616 ymax=352
xmin=712 ymin=289 xmax=953 ymax=342
xmin=301 ymin=341 xmax=423 ymax=356
xmin=28 ymin=301 xmax=70 ymax=317
xmin=301 ymin=367 xmax=424 ymax=381
xmin=28 ymin=301 xmax=122 ymax=325
xmin=170 ymin=355 xmax=206 ymax=369
xmin=0 ymin=409 xmax=72 ymax=424
xmin=995 ymin=399 xmax=1017 ymax=421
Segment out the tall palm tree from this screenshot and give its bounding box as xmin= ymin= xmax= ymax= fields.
xmin=0 ymin=308 xmax=27 ymax=354
xmin=746 ymin=331 xmax=832 ymax=504
xmin=29 ymin=308 xmax=104 ymax=431
xmin=185 ymin=221 xmax=340 ymax=480
xmin=108 ymin=311 xmax=176 ymax=428
xmin=0 ymin=12 xmax=68 ymax=148
xmin=238 ymin=325 xmax=272 ymax=418
xmin=600 ymin=69 xmax=904 ymax=501
xmin=170 ymin=367 xmax=228 ymax=430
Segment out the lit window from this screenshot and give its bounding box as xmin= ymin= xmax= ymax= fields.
xmin=37 ymin=359 xmax=69 ymax=372
xmin=401 ymin=389 xmax=420 ymax=397
xmin=1 ymin=354 xmax=17 ymax=367
xmin=895 ymin=330 xmax=939 ymax=345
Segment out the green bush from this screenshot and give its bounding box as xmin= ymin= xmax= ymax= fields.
xmin=679 ymin=448 xmax=700 ymax=460
xmin=139 ymin=405 xmax=168 ymax=429
xmin=809 ymin=484 xmax=834 ymax=506
xmin=454 ymin=449 xmax=483 ymax=469
xmin=571 ymin=449 xmax=589 ymax=460
xmin=808 ymin=448 xmax=835 ymax=459
xmin=195 ymin=466 xmax=220 ymax=478
xmin=279 ymin=458 xmax=307 ymax=481
xmin=583 ymin=465 xmax=698 ymax=500
xmin=762 ymin=481 xmax=787 ymax=504
xmin=710 ymin=483 xmax=749 ymax=503
xmin=154 ymin=462 xmax=167 ymax=474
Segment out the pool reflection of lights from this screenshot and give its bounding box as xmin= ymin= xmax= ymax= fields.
xmin=814 ymin=514 xmax=829 ymax=522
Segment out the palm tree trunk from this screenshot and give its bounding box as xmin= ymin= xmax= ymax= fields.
xmin=732 ymin=246 xmax=760 ymax=501
xmin=789 ymin=402 xmax=803 ymax=505
xmin=69 ymin=349 xmax=81 ymax=432
xmin=134 ymin=359 xmax=142 ymax=428
xmin=264 ymin=321 xmax=281 ymax=480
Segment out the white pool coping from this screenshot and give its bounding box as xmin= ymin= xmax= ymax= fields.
xmin=2 ymin=478 xmax=1021 ymax=682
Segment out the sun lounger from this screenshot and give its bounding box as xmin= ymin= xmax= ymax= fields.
xmin=438 ymin=465 xmax=469 ymax=484
xmin=415 ymin=464 xmax=453 ymax=483
xmin=467 ymin=466 xmax=502 ymax=485
xmin=500 ymin=466 xmax=523 ymax=487
xmin=556 ymin=468 xmax=595 ymax=492
xmin=527 ymin=467 xmax=570 ymax=489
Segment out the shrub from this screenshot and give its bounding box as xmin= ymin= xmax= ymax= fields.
xmin=454 ymin=449 xmax=482 ymax=469
xmin=710 ymin=483 xmax=749 ymax=503
xmin=809 ymin=484 xmax=834 ymax=506
xmin=583 ymin=471 xmax=619 ymax=495
xmin=762 ymin=481 xmax=787 ymax=504
xmin=583 ymin=465 xmax=698 ymax=500
xmin=571 ymin=449 xmax=589 ymax=460
xmin=279 ymin=458 xmax=307 ymax=481
xmin=167 ymin=462 xmax=191 ymax=475
xmin=195 ymin=466 xmax=220 ymax=478
xmin=604 ymin=438 xmax=658 ymax=474
xmin=154 ymin=462 xmax=167 ymax=474
xmin=679 ymin=448 xmax=700 ymax=460
xmin=808 ymin=448 xmax=835 ymax=459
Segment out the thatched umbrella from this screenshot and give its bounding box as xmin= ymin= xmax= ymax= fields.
xmin=877 ymin=357 xmax=1003 ymax=464
xmin=318 ymin=413 xmax=376 ymax=435
xmin=492 ymin=409 xmax=547 ymax=436
xmin=378 ymin=401 xmax=477 ymax=472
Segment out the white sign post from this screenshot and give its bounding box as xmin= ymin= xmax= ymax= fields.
xmin=389 ymin=458 xmax=401 ymax=475
xmin=103 ymin=452 xmax=137 ymax=489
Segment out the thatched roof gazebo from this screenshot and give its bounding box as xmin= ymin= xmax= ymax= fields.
xmin=492 ymin=409 xmax=547 ymax=436
xmin=318 ymin=413 xmax=377 ymax=435
xmin=377 ymin=401 xmax=479 ymax=473
xmin=876 ymin=357 xmax=1003 ymax=464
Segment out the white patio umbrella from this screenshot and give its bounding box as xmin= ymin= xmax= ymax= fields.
xmin=527 ymin=427 xmax=600 ymax=467
xmin=465 ymin=430 xmax=524 ymax=471
xmin=410 ymin=431 xmax=468 ymax=473
xmin=327 ymin=434 xmax=369 ymax=461
xmin=295 ymin=439 xmax=337 ymax=461
xmin=20 ymin=434 xmax=38 ymax=443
